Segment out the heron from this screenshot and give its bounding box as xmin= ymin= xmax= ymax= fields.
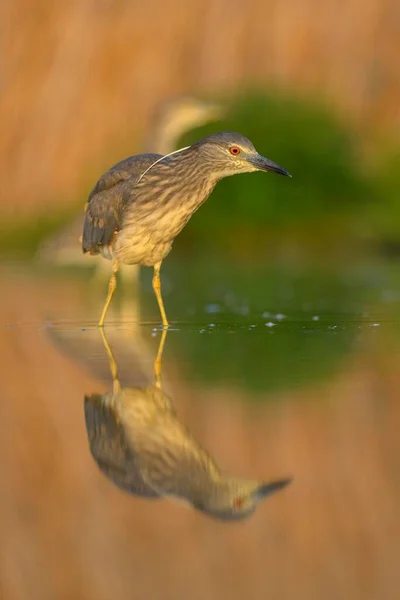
xmin=84 ymin=327 xmax=291 ymax=521
xmin=36 ymin=96 xmax=223 ymax=285
xmin=82 ymin=131 xmax=291 ymax=327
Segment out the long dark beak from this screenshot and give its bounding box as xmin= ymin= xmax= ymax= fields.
xmin=253 ymin=478 xmax=292 ymax=500
xmin=249 ymin=154 xmax=291 ymax=177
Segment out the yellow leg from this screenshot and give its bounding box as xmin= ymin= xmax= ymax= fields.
xmin=99 ymin=327 xmax=121 ymax=393
xmin=98 ymin=260 xmax=119 ymax=327
xmin=152 ymin=262 xmax=169 ymax=329
xmin=154 ymin=328 xmax=168 ymax=389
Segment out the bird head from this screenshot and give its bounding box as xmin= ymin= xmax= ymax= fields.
xmin=196 ymin=476 xmax=292 ymax=521
xmin=194 ymin=132 xmax=291 ymax=179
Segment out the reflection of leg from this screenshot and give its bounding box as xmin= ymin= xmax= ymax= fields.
xmin=98 ymin=260 xmax=119 ymax=327
xmin=152 ymin=262 xmax=169 ymax=329
xmin=99 ymin=327 xmax=121 ymax=393
xmin=154 ymin=328 xmax=168 ymax=389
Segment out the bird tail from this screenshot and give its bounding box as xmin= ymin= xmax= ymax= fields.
xmin=82 ymin=216 xmax=103 ymax=255
xmin=84 ymin=393 xmax=127 ymax=460
xmin=84 ymin=393 xmax=112 ymax=440
xmin=82 ymin=200 xmax=120 ymax=256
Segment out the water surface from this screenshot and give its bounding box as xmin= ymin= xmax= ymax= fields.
xmin=1 ymin=258 xmax=400 ymax=600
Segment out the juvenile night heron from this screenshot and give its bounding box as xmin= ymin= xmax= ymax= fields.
xmin=36 ymin=96 xmax=222 ymax=283
xmin=84 ymin=328 xmax=291 ymax=521
xmin=83 ymin=132 xmax=290 ymax=327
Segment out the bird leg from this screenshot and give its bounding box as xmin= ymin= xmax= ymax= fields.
xmin=152 ymin=262 xmax=169 ymax=328
xmin=98 ymin=260 xmax=119 ymax=327
xmin=154 ymin=328 xmax=168 ymax=389
xmin=99 ymin=326 xmax=121 ymax=393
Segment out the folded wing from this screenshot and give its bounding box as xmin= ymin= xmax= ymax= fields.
xmin=82 ymin=153 xmax=161 ymax=255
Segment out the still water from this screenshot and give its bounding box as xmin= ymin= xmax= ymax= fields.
xmin=1 ymin=258 xmax=400 ymax=600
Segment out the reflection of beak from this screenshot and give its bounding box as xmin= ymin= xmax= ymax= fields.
xmin=248 ymin=154 xmax=291 ymax=177
xmin=253 ymin=478 xmax=292 ymax=500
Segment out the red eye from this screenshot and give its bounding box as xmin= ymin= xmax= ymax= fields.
xmin=229 ymin=146 xmax=241 ymax=156
xmin=233 ymin=497 xmax=244 ymax=510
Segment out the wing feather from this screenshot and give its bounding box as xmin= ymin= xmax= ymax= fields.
xmin=88 ymin=153 xmax=162 ymax=200
xmin=82 ymin=153 xmax=162 ymax=254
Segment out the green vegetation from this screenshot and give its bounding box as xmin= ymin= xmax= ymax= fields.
xmin=140 ymin=258 xmax=366 ymax=395
xmin=182 ymin=91 xmax=369 ymax=221
xmin=363 ymin=144 xmax=400 ymax=243
xmin=177 ymin=89 xmax=375 ymax=256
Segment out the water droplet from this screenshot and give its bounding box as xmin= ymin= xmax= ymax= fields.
xmin=265 ymin=322 xmax=276 ymax=328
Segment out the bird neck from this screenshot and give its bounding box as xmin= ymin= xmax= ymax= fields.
xmin=172 ymin=446 xmax=223 ymax=508
xmin=129 ymin=148 xmax=222 ymax=241
xmin=156 ymin=148 xmax=221 ymax=215
xmin=187 ymin=468 xmax=231 ymax=509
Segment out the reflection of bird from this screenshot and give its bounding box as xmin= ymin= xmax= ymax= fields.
xmin=36 ymin=96 xmax=223 ymax=282
xmin=84 ymin=328 xmax=291 ymax=521
xmin=83 ymin=133 xmax=291 ymax=327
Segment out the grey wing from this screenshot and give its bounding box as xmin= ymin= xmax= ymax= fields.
xmin=82 ymin=153 xmax=163 ymax=254
xmin=82 ymin=181 xmax=127 ymax=254
xmin=84 ymin=394 xmax=159 ymax=497
xmin=88 ymin=152 xmax=162 ymax=200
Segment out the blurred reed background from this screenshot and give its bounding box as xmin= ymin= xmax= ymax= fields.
xmin=1 ymin=1 xmax=400 ymax=599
